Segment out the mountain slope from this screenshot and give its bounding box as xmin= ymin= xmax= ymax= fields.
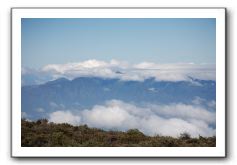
xmin=22 ymin=76 xmax=216 ymax=120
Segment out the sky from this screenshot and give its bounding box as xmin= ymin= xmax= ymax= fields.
xmin=22 ymin=18 xmax=216 ymax=69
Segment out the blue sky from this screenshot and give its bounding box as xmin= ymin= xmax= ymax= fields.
xmin=22 ymin=18 xmax=216 ymax=69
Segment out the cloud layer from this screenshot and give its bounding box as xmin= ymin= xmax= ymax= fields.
xmin=22 ymin=59 xmax=216 ymax=85
xmin=49 ymin=100 xmax=215 ymax=137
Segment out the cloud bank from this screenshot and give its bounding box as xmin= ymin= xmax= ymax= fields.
xmin=49 ymin=111 xmax=81 ymax=125
xmin=49 ymin=100 xmax=216 ymax=137
xmin=22 ymin=59 xmax=215 ymax=85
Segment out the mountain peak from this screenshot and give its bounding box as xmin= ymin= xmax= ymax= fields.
xmin=45 ymin=77 xmax=70 ymax=85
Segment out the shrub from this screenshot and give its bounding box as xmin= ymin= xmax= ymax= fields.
xmin=179 ymin=132 xmax=191 ymax=140
xmin=21 ymin=119 xmax=216 ymax=147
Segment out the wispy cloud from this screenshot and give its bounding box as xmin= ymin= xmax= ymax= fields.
xmin=48 ymin=100 xmax=215 ymax=137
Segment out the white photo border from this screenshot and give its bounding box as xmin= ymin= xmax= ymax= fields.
xmin=11 ymin=8 xmax=226 ymax=158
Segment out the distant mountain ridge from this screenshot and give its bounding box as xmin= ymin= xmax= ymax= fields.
xmin=21 ymin=61 xmax=216 ymax=86
xmin=22 ymin=76 xmax=216 ymax=120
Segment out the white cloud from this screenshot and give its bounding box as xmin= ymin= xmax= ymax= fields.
xmin=133 ymin=62 xmax=157 ymax=69
xmin=148 ymin=88 xmax=157 ymax=92
xmin=49 ymin=102 xmax=58 ymax=108
xmin=49 ymin=101 xmax=65 ymax=109
xmin=35 ymin=108 xmax=45 ymax=113
xmin=150 ymin=103 xmax=215 ymax=125
xmin=36 ymin=59 xmax=216 ymax=82
xmin=42 ymin=59 xmax=109 ymax=73
xmin=48 ymin=100 xmax=215 ymax=137
xmin=21 ymin=112 xmax=32 ymax=121
xmin=21 ymin=112 xmax=28 ymax=118
xmin=207 ymin=100 xmax=216 ymax=108
xmin=192 ymin=96 xmax=206 ymax=105
xmin=49 ymin=111 xmax=81 ymax=125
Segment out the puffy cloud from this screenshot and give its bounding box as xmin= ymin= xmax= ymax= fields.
xmin=42 ymin=59 xmax=109 ymax=74
xmin=133 ymin=62 xmax=157 ymax=69
xmin=150 ymin=103 xmax=215 ymax=125
xmin=49 ymin=111 xmax=81 ymax=125
xmin=48 ymin=100 xmax=215 ymax=137
xmin=23 ymin=60 xmax=215 ymax=85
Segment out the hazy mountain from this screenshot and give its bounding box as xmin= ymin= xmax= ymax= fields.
xmin=22 ymin=76 xmax=215 ymax=120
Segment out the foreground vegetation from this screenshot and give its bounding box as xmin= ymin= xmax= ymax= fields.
xmin=22 ymin=119 xmax=216 ymax=147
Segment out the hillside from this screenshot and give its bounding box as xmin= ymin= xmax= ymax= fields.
xmin=21 ymin=119 xmax=216 ymax=147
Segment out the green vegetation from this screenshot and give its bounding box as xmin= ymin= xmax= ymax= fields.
xmin=21 ymin=119 xmax=216 ymax=147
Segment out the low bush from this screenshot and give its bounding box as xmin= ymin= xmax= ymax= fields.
xmin=21 ymin=119 xmax=216 ymax=147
